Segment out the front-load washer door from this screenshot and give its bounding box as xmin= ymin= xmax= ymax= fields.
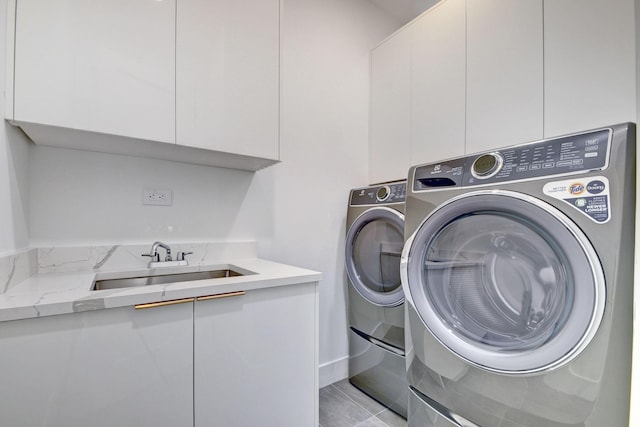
xmin=402 ymin=190 xmax=605 ymax=374
xmin=346 ymin=207 xmax=405 ymax=307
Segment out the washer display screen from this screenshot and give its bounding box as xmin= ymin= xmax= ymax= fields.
xmin=473 ymin=154 xmax=498 ymax=176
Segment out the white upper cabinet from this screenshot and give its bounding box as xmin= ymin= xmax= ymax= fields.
xmin=176 ymin=0 xmax=280 ymax=160
xmin=6 ymin=0 xmax=281 ymax=171
xmin=369 ymin=0 xmax=637 ymax=179
xmin=410 ymin=0 xmax=466 ymax=166
xmin=544 ymin=0 xmax=636 ymax=137
xmin=369 ymin=29 xmax=412 ymax=184
xmin=12 ymin=0 xmax=175 ymax=144
xmin=466 ymin=0 xmax=543 ymax=153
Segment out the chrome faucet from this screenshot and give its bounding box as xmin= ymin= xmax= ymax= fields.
xmin=152 ymin=241 xmax=172 ymax=262
xmin=142 ymin=241 xmax=191 ymax=267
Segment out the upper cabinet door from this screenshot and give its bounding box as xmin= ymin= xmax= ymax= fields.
xmin=544 ymin=0 xmax=636 ymax=137
xmin=466 ymin=0 xmax=543 ymax=153
xmin=411 ymin=0 xmax=466 ymax=166
xmin=369 ymin=29 xmax=412 ymax=184
xmin=12 ymin=0 xmax=176 ymax=144
xmin=177 ymin=0 xmax=280 ymax=161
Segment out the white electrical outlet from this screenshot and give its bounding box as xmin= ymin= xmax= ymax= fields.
xmin=143 ymin=189 xmax=172 ymax=206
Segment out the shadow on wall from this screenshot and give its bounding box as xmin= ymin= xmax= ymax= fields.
xmin=0 ymin=122 xmax=30 ymax=253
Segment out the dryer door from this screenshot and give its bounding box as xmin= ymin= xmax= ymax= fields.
xmin=402 ymin=190 xmax=605 ymax=374
xmin=346 ymin=207 xmax=405 ymax=307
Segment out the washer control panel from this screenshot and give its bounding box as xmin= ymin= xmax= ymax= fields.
xmin=376 ymin=186 xmax=391 ymax=202
xmin=350 ymin=181 xmax=406 ymax=206
xmin=414 ymin=128 xmax=611 ymax=191
xmin=471 ymin=152 xmax=504 ymax=179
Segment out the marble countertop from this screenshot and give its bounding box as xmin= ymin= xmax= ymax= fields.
xmin=0 ymin=258 xmax=322 ymax=323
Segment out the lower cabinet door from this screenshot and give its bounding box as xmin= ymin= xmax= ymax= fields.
xmin=0 ymin=303 xmax=194 ymax=427
xmin=194 ymin=284 xmax=318 ymax=427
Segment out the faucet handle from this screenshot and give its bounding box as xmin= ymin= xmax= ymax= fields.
xmin=177 ymin=251 xmax=193 ymax=262
xmin=142 ymin=252 xmax=160 ymax=263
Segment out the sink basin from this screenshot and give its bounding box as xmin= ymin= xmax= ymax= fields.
xmin=92 ymin=269 xmax=245 ymax=290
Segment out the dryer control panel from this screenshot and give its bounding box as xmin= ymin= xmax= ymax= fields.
xmin=413 ymin=128 xmax=611 ymax=191
xmin=350 ymin=182 xmax=407 ymax=206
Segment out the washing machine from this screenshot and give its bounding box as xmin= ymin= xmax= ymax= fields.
xmin=400 ymin=123 xmax=635 ymax=426
xmin=346 ymin=181 xmax=409 ymax=418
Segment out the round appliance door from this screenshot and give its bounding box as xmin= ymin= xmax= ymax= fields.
xmin=346 ymin=207 xmax=405 ymax=307
xmin=402 ymin=190 xmax=605 ymax=374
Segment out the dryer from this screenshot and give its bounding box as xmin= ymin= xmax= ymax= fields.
xmin=346 ymin=181 xmax=409 ymax=418
xmin=400 ymin=123 xmax=635 ymax=426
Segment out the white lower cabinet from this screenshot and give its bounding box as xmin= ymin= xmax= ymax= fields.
xmin=194 ymin=283 xmax=318 ymax=427
xmin=0 ymin=283 xmax=318 ymax=427
xmin=0 ymin=302 xmax=194 ymax=427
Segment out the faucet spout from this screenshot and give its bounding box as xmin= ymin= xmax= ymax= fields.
xmin=142 ymin=241 xmax=187 ymax=267
xmin=151 ymin=241 xmax=172 ymax=262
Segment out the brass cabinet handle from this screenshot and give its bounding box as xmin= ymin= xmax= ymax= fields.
xmin=135 ymin=297 xmax=195 ymax=310
xmin=197 ymin=290 xmax=245 ymax=301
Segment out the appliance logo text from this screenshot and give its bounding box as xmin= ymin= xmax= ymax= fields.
xmin=586 ymin=180 xmax=606 ymax=194
xmin=569 ymin=183 xmax=585 ymax=195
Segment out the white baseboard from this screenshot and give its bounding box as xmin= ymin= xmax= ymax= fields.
xmin=319 ymin=355 xmax=349 ymax=388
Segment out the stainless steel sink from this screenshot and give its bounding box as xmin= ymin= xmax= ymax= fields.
xmin=92 ymin=269 xmax=245 ymax=290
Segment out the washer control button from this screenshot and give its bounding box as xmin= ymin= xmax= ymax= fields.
xmin=376 ymin=186 xmax=390 ymax=202
xmin=471 ymin=153 xmax=503 ymax=179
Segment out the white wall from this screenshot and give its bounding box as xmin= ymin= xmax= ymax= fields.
xmin=0 ymin=0 xmax=30 ymax=254
xmin=368 ymin=0 xmax=440 ymax=24
xmin=29 ymin=146 xmax=263 ymax=245
xmin=632 ymin=1 xmax=640 ymax=424
xmin=272 ymin=0 xmax=401 ymax=384
xmin=0 ymin=124 xmax=29 ymax=254
xmin=26 ymin=0 xmax=399 ymax=386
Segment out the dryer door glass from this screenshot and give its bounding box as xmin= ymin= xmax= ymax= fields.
xmin=346 ymin=207 xmax=405 ymax=307
xmin=404 ymin=191 xmax=604 ymax=373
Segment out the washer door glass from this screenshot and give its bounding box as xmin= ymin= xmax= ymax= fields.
xmin=346 ymin=207 xmax=405 ymax=307
xmin=404 ymin=191 xmax=605 ymax=373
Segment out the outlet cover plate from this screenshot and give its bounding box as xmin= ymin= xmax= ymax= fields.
xmin=143 ymin=189 xmax=172 ymax=206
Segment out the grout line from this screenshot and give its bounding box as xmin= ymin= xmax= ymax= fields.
xmin=321 ymin=382 xmax=405 ymax=427
xmin=332 ymin=383 xmax=374 ymax=414
xmin=354 ymin=417 xmax=366 ymax=427
xmin=331 ymin=381 xmax=386 ymax=417
xmin=355 ymin=414 xmax=388 ymax=427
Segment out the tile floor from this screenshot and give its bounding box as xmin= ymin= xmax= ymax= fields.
xmin=319 ymin=379 xmax=407 ymax=427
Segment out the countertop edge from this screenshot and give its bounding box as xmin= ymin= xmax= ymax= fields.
xmin=0 ymin=258 xmax=322 ymax=323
